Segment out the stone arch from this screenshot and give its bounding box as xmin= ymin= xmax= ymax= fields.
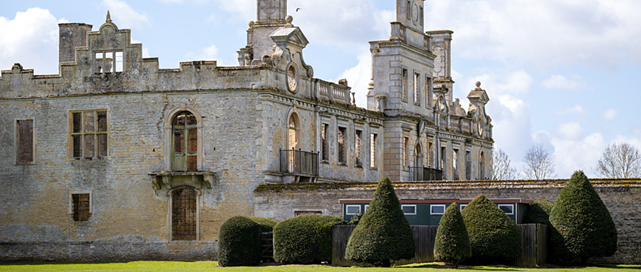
xmin=286 ymin=107 xmax=301 ymax=151
xmin=164 ymin=106 xmax=204 ymax=171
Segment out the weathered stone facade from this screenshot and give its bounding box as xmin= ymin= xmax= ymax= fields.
xmin=0 ymin=0 xmax=495 ymax=262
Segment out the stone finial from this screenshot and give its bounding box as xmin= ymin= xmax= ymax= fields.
xmin=352 ymin=92 xmax=356 ymax=105
xmin=476 ymin=81 xmax=481 ymax=88
xmin=286 ymin=15 xmax=293 ymax=24
xmin=106 ymin=11 xmax=112 ymax=24
xmin=249 ymin=21 xmax=255 ymax=27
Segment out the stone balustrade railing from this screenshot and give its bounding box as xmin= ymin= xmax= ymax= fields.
xmin=314 ymin=79 xmax=352 ymax=105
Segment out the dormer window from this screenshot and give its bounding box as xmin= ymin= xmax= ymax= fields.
xmin=95 ymin=50 xmax=124 ymax=73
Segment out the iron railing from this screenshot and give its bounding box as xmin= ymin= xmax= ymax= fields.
xmin=408 ymin=167 xmax=443 ymax=181
xmin=280 ymin=149 xmax=319 ymax=176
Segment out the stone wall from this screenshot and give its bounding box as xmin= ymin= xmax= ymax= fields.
xmin=254 ymin=179 xmax=641 ymax=264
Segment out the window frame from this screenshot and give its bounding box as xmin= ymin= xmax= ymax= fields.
xmin=459 ymin=204 xmax=467 ymax=211
xmin=402 ymin=204 xmax=417 ymax=215
xmin=68 ymin=109 xmax=108 ymax=160
xmin=498 ymin=204 xmax=515 ymax=215
xmin=370 ymin=132 xmax=378 ymax=170
xmin=164 ymin=107 xmax=203 ymax=172
xmin=355 ymin=129 xmax=363 ymax=167
xmin=345 ymin=205 xmax=362 ymax=215
xmin=337 ymin=126 xmax=347 ymax=165
xmin=430 ymin=204 xmax=446 ymax=215
xmin=414 ymin=72 xmax=421 ymax=106
xmin=15 ymin=118 xmax=36 ymax=165
xmin=69 ymin=191 xmax=92 ymax=222
xmin=94 ymin=50 xmax=125 ymax=74
xmin=401 ymin=68 xmax=409 ymax=102
xmin=321 ymin=123 xmax=329 ymax=162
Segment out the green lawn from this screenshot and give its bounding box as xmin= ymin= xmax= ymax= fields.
xmin=0 ymin=262 xmax=639 ymax=272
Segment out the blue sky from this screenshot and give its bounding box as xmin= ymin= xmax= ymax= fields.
xmin=2 ymin=0 xmax=640 ymax=178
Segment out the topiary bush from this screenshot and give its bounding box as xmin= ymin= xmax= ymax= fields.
xmin=434 ymin=203 xmax=472 ymax=268
xmin=549 ymin=171 xmax=617 ymax=264
xmin=345 ymin=177 xmax=415 ymax=267
xmin=273 ymin=214 xmax=343 ymax=264
xmin=523 ymin=200 xmax=553 ymax=226
xmin=218 ymin=216 xmax=262 ymax=266
xmin=248 ymin=216 xmax=279 ymax=232
xmin=348 ymin=212 xmax=364 ymax=225
xmin=461 ymin=194 xmax=522 ymax=263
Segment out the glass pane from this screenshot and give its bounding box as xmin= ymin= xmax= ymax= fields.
xmin=402 ymin=205 xmax=416 ymax=214
xmin=188 ymin=129 xmax=197 ymax=153
xmin=499 ymin=205 xmax=514 ymax=214
xmin=186 ymin=112 xmax=197 ymax=126
xmin=97 ymin=111 xmax=107 ymax=132
xmin=347 ymin=206 xmax=360 ymax=214
xmin=187 ymin=155 xmax=197 ymax=171
xmin=84 ymin=112 xmax=95 ymax=132
xmin=174 ymin=129 xmax=184 ymax=153
xmin=98 ymin=134 xmax=108 ymax=158
xmin=73 ymin=135 xmax=82 ymax=158
xmin=84 ymin=134 xmax=95 ymax=158
xmin=73 ymin=113 xmax=82 ymax=133
xmin=431 ymin=205 xmax=445 ymax=214
xmin=173 ymin=113 xmax=185 ymax=126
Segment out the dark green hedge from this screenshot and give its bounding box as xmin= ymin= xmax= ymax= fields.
xmin=461 ymin=194 xmax=522 ymax=261
xmin=218 ymin=216 xmax=262 ymax=266
xmin=523 ymin=200 xmax=553 ymax=226
xmin=434 ymin=203 xmax=472 ymax=268
xmin=248 ymin=216 xmax=279 ymax=232
xmin=273 ymin=214 xmax=343 ymax=264
xmin=549 ymin=171 xmax=617 ymax=264
xmin=345 ymin=177 xmax=415 ymax=267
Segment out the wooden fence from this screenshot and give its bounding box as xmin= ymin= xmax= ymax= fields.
xmin=332 ymin=224 xmax=548 ymax=267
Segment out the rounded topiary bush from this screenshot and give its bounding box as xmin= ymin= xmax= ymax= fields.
xmin=549 ymin=171 xmax=617 ymax=264
xmin=273 ymin=214 xmax=343 ymax=264
xmin=434 ymin=203 xmax=472 ymax=268
xmin=345 ymin=177 xmax=415 ymax=267
xmin=523 ymin=200 xmax=553 ymax=226
xmin=218 ymin=216 xmax=262 ymax=266
xmin=248 ymin=216 xmax=279 ymax=232
xmin=461 ymin=194 xmax=522 ymax=262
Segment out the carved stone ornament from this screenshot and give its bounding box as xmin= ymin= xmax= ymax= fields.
xmin=287 ymin=65 xmax=297 ymax=93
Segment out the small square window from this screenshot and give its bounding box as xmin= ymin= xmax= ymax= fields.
xmin=431 ymin=204 xmax=446 ymax=215
xmin=402 ymin=205 xmax=416 ymax=215
xmin=498 ymin=204 xmax=514 ymax=215
xmin=459 ymin=204 xmax=467 ymax=211
xmin=364 ymin=205 xmax=369 ymax=212
xmin=346 ymin=205 xmax=361 ymax=215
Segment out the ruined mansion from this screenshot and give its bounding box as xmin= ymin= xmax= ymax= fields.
xmin=9 ymin=0 xmax=635 ymax=263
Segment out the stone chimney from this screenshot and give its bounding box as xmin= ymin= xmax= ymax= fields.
xmin=59 ymin=23 xmax=93 ymax=64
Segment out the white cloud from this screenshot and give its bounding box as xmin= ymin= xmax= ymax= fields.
xmin=0 ymin=8 xmax=59 ymax=75
xmin=103 ymin=0 xmax=151 ymax=29
xmin=425 ymin=0 xmax=641 ymax=67
xmin=542 ymin=75 xmax=587 ymax=90
xmin=467 ymin=70 xmax=534 ymax=96
xmin=556 ymin=105 xmax=588 ymax=117
xmin=213 ymin=0 xmax=254 ymax=22
xmin=558 ymin=122 xmax=584 ymax=141
xmin=184 ymin=45 xmax=222 ymax=63
xmin=338 ymin=47 xmax=371 ymax=107
xmin=603 ymin=108 xmax=618 ymax=121
xmin=487 ymin=94 xmax=534 ymax=168
xmin=551 ymin=132 xmax=605 ymax=177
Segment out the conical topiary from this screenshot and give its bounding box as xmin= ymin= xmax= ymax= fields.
xmin=461 ymin=194 xmax=522 ymax=262
xmin=434 ymin=203 xmax=472 ymax=268
xmin=523 ymin=200 xmax=553 ymax=226
xmin=345 ymin=177 xmax=415 ymax=267
xmin=549 ymin=171 xmax=617 ymax=264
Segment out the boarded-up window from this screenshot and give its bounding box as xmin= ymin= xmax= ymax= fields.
xmin=172 ymin=112 xmax=198 ymax=171
xmin=16 ymin=120 xmax=34 ymax=163
xmin=355 ymin=130 xmax=362 ymax=166
xmin=72 ymin=193 xmax=91 ymax=221
xmin=321 ymin=124 xmax=329 ymax=161
xmin=370 ymin=133 xmax=378 ymax=168
xmin=338 ymin=127 xmax=346 ymax=164
xmin=172 ymin=188 xmax=197 ymax=241
xmin=402 ymin=69 xmax=408 ymax=101
xmin=71 ymin=110 xmax=107 ymax=159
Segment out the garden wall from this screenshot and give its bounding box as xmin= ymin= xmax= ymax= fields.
xmin=255 ymin=179 xmax=641 ymax=264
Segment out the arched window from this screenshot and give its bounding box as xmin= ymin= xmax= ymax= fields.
xmin=414 ymin=144 xmax=423 ymax=168
xmin=171 ymin=187 xmax=197 ymax=241
xmin=172 ymin=111 xmax=198 ymax=171
xmin=288 ymin=114 xmax=299 ymax=151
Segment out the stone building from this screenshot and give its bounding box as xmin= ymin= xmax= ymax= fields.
xmin=0 ymin=0 xmax=494 ymax=261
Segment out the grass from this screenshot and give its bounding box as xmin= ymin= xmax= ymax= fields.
xmin=0 ymin=262 xmax=639 ymax=272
